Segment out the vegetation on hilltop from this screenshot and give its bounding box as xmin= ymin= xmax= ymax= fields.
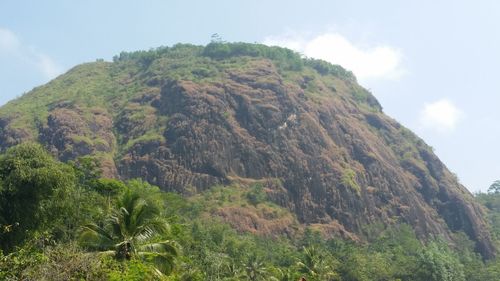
xmin=111 ymin=42 xmax=356 ymax=81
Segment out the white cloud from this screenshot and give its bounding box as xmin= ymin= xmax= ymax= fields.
xmin=263 ymin=32 xmax=404 ymax=81
xmin=35 ymin=53 xmax=63 ymax=79
xmin=0 ymin=27 xmax=62 ymax=79
xmin=0 ymin=28 xmax=20 ymax=51
xmin=419 ymin=99 xmax=464 ymax=133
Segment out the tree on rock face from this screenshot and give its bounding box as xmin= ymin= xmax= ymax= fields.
xmin=79 ymin=180 xmax=178 ymax=276
xmin=0 ymin=143 xmax=75 ymax=251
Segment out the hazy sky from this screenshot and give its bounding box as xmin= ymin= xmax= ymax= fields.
xmin=1 ymin=0 xmax=499 ymax=192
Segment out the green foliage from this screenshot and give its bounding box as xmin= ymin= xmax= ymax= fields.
xmin=93 ymin=178 xmax=127 ymax=196
xmin=476 ymin=191 xmax=500 ymax=240
xmin=242 ymin=253 xmax=270 ymax=281
xmin=489 ymin=180 xmax=500 ymax=194
xmin=202 ymin=42 xmax=305 ymax=72
xmin=245 ymin=183 xmax=267 ymax=206
xmin=20 ymin=242 xmax=111 ymax=281
xmin=0 ymin=234 xmax=47 ymax=280
xmin=0 ymin=143 xmax=76 ymax=250
xmin=109 ymin=42 xmax=354 ymax=81
xmin=71 ymin=155 xmax=102 ymax=187
xmin=351 ymin=85 xmax=382 ymax=111
xmin=0 ymin=143 xmax=498 ymax=280
xmin=296 ymin=246 xmax=340 ymax=281
xmin=113 ymin=44 xmax=204 ymax=65
xmin=414 ymin=241 xmax=465 ymax=281
xmin=341 ymin=168 xmax=361 ymax=194
xmin=1 ymin=61 xmax=115 ymax=133
xmin=108 ymin=258 xmax=163 ymax=281
xmin=80 ymin=180 xmax=178 ymax=275
xmin=304 ymin=58 xmax=355 ymax=81
xmin=122 ymin=131 xmax=165 ymax=153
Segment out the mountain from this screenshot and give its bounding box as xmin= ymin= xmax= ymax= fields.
xmin=0 ymin=42 xmax=494 ymax=258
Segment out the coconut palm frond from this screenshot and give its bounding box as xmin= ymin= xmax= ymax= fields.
xmin=134 ymin=217 xmax=170 ymax=241
xmin=79 ymin=223 xmax=115 ymax=250
xmin=138 ymin=240 xmax=179 ymax=256
xmin=138 ymin=251 xmax=176 ymax=275
xmin=79 ymin=184 xmax=178 ymax=275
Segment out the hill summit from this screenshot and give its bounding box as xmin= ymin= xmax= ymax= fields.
xmin=0 ymin=42 xmax=494 ymax=258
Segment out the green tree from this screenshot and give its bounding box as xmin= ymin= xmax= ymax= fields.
xmin=80 ymin=181 xmax=178 ymax=276
xmin=246 ymin=183 xmax=266 ymax=206
xmin=243 ymin=254 xmax=269 ymax=281
xmin=414 ymin=242 xmax=465 ymax=281
xmin=488 ymin=180 xmax=500 ymax=194
xmin=0 ymin=143 xmax=76 ymax=251
xmin=341 ymin=251 xmax=393 ymax=281
xmin=71 ymin=156 xmax=102 ymax=188
xmin=297 ymin=246 xmax=340 ymax=281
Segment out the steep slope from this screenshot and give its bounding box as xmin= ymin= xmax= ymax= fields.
xmin=0 ymin=43 xmax=494 ymax=258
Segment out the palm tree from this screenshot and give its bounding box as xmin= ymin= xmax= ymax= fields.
xmin=80 ymin=182 xmax=178 ymax=275
xmin=243 ymin=254 xmax=269 ymax=281
xmin=297 ymin=246 xmax=339 ymax=281
xmin=269 ymin=267 xmax=296 ymax=281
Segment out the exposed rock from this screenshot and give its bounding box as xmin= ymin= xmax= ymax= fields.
xmin=38 ymin=106 xmax=118 ymax=177
xmin=0 ymin=117 xmax=33 ymax=151
xmin=213 ymin=206 xmax=298 ymax=238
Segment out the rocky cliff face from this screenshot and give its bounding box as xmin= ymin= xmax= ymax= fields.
xmin=0 ymin=43 xmax=494 ymax=258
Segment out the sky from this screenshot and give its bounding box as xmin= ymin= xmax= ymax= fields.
xmin=1 ymin=0 xmax=499 ymax=192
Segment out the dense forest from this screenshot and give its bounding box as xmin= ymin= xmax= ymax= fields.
xmin=1 ymin=143 xmax=500 ymax=280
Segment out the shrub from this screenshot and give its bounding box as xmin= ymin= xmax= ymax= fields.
xmin=341 ymin=168 xmax=361 ymax=195
xmin=246 ymin=183 xmax=267 ymax=206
